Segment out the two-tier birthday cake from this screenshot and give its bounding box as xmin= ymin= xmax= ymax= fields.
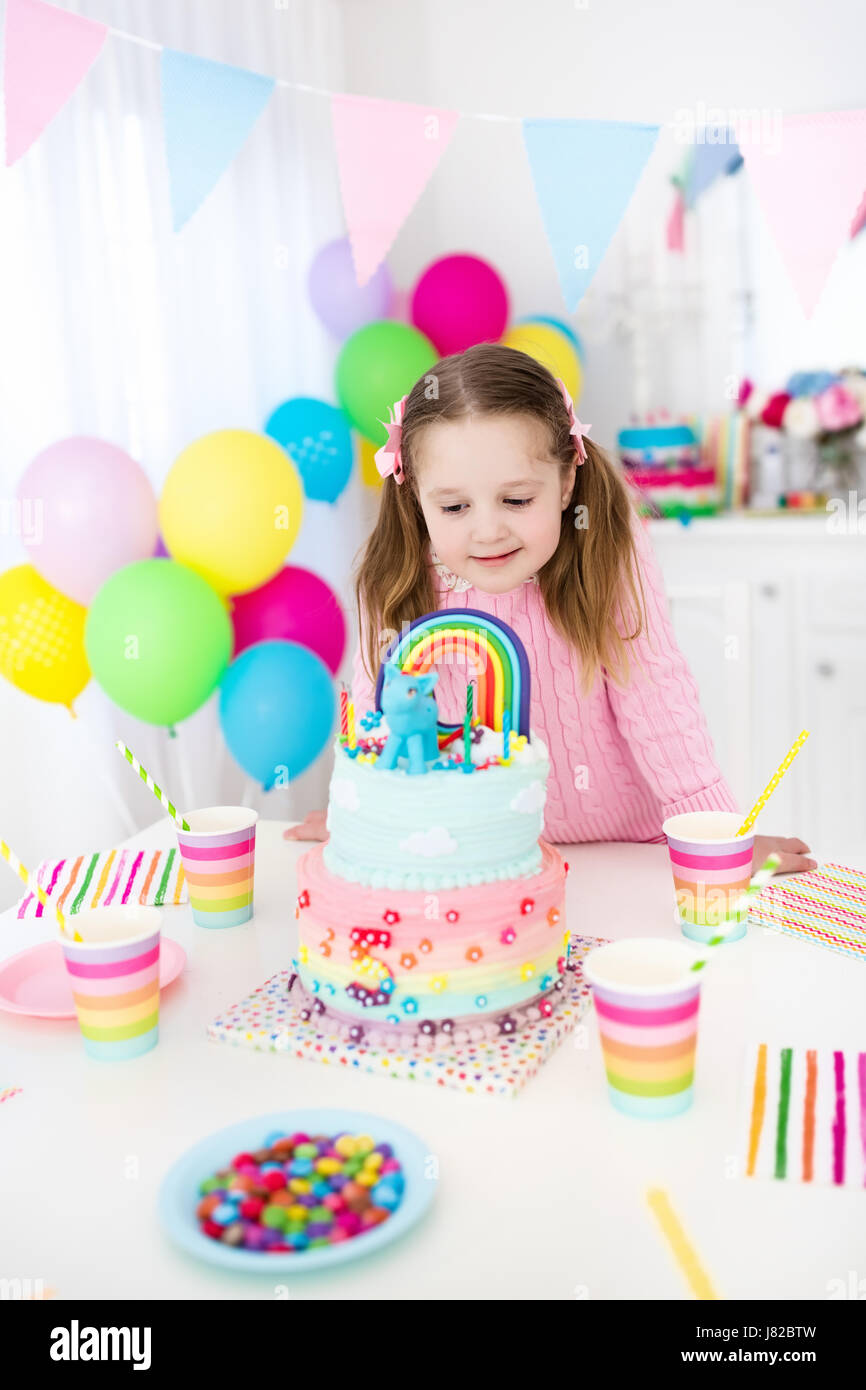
xmin=291 ymin=611 xmax=569 ymax=1048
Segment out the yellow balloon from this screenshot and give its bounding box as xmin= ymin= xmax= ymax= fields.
xmin=501 ymin=321 xmax=583 ymax=404
xmin=0 ymin=565 xmax=89 ymax=710
xmin=359 ymin=435 xmax=383 ymax=490
xmin=159 ymin=430 xmax=304 ymax=596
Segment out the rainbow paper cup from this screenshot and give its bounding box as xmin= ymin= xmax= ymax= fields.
xmin=583 ymin=938 xmax=702 ymax=1118
xmin=176 ymin=807 xmax=258 ymax=928
xmin=662 ymin=811 xmax=754 ymax=945
xmin=59 ymin=907 xmax=161 ymax=1061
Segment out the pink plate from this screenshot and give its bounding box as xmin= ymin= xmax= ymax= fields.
xmin=0 ymin=938 xmax=187 ymax=1019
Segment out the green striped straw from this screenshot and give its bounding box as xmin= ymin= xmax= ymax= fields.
xmin=691 ymin=853 xmax=781 ymax=970
xmin=115 ymin=741 xmax=190 ymax=831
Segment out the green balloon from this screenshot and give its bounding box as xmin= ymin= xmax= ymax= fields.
xmin=85 ymin=559 xmax=232 ymax=726
xmin=336 ymin=320 xmax=437 ymax=444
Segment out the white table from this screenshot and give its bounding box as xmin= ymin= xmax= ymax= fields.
xmin=2 ymin=819 xmax=863 ymax=1301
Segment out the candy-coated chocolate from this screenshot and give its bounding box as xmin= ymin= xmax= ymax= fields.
xmin=288 ymin=1177 xmax=312 ymax=1194
xmin=239 ymin=1197 xmax=264 ymax=1219
xmin=334 ymin=1135 xmax=357 ymax=1157
xmin=196 ymin=1194 xmax=221 ymax=1220
xmin=211 ymin=1202 xmax=237 ymax=1226
xmin=360 ymin=1206 xmax=389 ymax=1228
xmin=287 ymin=1232 xmax=309 ymax=1250
xmin=262 ymin=1170 xmax=287 ymax=1191
xmin=288 ymin=1157 xmax=314 ymax=1178
xmin=294 ymin=1143 xmax=318 ymax=1159
xmin=261 ymin=1205 xmax=286 ymax=1230
xmin=222 ymin=1222 xmax=245 ymax=1246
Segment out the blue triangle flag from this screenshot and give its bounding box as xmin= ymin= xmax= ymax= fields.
xmin=522 ymin=119 xmax=661 ymax=311
xmin=161 ymin=49 xmax=275 ymax=231
xmin=685 ymin=130 xmax=742 ymax=206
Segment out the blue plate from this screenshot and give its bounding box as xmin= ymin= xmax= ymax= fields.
xmin=158 ymin=1107 xmax=436 ymax=1274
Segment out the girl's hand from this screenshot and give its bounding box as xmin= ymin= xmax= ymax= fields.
xmin=752 ymin=833 xmax=816 ymax=876
xmin=283 ymin=810 xmax=329 ymax=842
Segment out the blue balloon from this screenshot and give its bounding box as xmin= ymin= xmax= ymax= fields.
xmin=264 ymin=397 xmax=353 ymax=503
xmin=219 ymin=640 xmax=335 ymax=789
xmin=516 ymin=314 xmax=584 ymax=364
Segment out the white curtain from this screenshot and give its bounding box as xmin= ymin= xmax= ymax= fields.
xmin=0 ymin=0 xmax=370 ymax=908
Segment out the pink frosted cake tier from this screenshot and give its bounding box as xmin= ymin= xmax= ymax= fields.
xmin=293 ymin=839 xmax=568 ymax=1043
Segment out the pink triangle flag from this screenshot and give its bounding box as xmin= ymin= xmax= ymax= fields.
xmin=734 ymin=109 xmax=866 ymax=317
xmin=331 ymin=93 xmax=460 ymax=286
xmin=3 ymin=0 xmax=107 ymax=166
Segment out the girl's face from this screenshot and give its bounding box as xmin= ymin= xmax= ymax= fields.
xmin=414 ymin=414 xmax=576 ymax=593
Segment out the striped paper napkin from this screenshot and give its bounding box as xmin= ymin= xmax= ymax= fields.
xmin=15 ymin=848 xmax=187 ymax=918
xmin=748 ymin=862 xmax=866 ymax=962
xmin=740 ymin=1042 xmax=866 ymax=1188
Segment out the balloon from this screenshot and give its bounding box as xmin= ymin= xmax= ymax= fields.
xmin=308 ymin=237 xmax=393 ymax=340
xmin=219 ymin=640 xmax=335 ymax=788
xmin=264 ymin=398 xmax=353 ymax=504
xmin=231 ymin=565 xmax=346 ymax=674
xmin=358 ymin=435 xmax=384 ymax=489
xmin=336 ymin=321 xmax=437 ymax=445
xmin=502 ymin=321 xmax=582 ymax=403
xmin=0 ymin=565 xmax=89 ymax=710
xmin=389 ymin=287 xmax=411 ymax=324
xmin=16 ymin=436 xmax=158 ymax=605
xmin=152 ymin=534 xmax=170 ymax=557
xmin=85 ymin=560 xmax=232 ymax=726
xmin=516 ymin=314 xmax=584 ymax=364
xmin=410 ymin=254 xmax=509 ymax=355
xmin=159 ymin=430 xmax=303 ymax=596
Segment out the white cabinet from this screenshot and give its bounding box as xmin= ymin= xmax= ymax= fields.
xmin=649 ymin=517 xmax=866 ymax=863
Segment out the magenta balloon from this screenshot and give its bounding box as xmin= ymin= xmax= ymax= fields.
xmin=231 ymin=566 xmax=347 ymax=675
xmin=308 ymin=237 xmax=393 ymax=340
xmin=410 ymin=253 xmax=510 ymax=356
xmin=17 ymin=437 xmax=159 ymax=605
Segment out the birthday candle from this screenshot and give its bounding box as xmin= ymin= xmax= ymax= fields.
xmin=503 ymin=709 xmax=511 ymax=760
xmin=463 ymin=683 xmax=473 ymax=770
xmin=340 ymin=687 xmax=348 ymax=741
xmin=347 ymin=699 xmax=356 ymax=750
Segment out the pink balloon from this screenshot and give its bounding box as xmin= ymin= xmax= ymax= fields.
xmin=410 ymin=253 xmax=510 ymax=355
xmin=231 ymin=566 xmax=347 ymax=675
xmin=17 ymin=437 xmax=158 ymax=605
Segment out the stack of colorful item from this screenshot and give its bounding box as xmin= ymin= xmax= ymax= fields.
xmin=617 ymin=413 xmax=722 ymax=517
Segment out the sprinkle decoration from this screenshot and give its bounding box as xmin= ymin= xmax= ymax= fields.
xmin=646 ymin=1188 xmax=719 ymax=1300
xmin=208 ymin=933 xmax=603 ymax=1099
xmin=735 ymin=729 xmax=809 ymax=836
xmin=196 ymin=1129 xmax=404 ymax=1252
xmin=741 ymin=1042 xmax=866 ymax=1187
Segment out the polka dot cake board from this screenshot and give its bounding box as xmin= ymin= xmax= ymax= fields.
xmin=207 ymin=933 xmax=604 ymax=1099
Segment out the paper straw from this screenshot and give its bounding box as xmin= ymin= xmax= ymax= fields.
xmin=0 ymin=838 xmax=72 ymax=938
xmin=646 ymin=1188 xmax=719 ymax=1300
xmin=691 ymin=854 xmax=781 ymax=968
xmin=736 ymin=730 xmax=810 ymax=836
xmin=115 ymin=741 xmax=190 ymax=830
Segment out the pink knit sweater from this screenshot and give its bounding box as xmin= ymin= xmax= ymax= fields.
xmin=351 ymin=519 xmax=737 ymax=845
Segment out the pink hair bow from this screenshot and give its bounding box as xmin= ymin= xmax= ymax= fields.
xmin=556 ymin=378 xmax=592 ymax=464
xmin=374 ymin=395 xmax=409 ymax=484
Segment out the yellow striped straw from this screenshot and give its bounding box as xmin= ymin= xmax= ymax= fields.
xmin=0 ymin=838 xmax=78 ymax=940
xmin=736 ymin=730 xmax=810 ymax=837
xmin=646 ymin=1187 xmax=719 ymax=1300
xmin=115 ymin=741 xmax=190 ymax=831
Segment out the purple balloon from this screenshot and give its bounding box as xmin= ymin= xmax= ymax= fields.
xmin=230 ymin=565 xmax=347 ymax=675
xmin=308 ymin=237 xmax=393 ymax=340
xmin=17 ymin=437 xmax=158 ymax=605
xmin=153 ymin=534 xmax=170 ymax=558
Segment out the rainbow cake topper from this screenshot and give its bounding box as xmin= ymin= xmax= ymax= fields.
xmin=374 ymin=609 xmax=531 ymax=744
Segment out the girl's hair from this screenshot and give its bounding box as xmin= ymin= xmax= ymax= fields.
xmin=354 ymin=342 xmax=648 ymax=695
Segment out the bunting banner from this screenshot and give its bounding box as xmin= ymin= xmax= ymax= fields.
xmin=733 ymin=109 xmax=866 ymax=318
xmin=522 ymin=119 xmax=661 ymax=312
xmin=331 ymin=93 xmax=460 ymax=287
xmin=2 ymin=3 xmax=866 ymax=316
xmin=160 ymin=49 xmax=275 ymax=231
xmin=3 ymin=0 xmax=107 ymax=166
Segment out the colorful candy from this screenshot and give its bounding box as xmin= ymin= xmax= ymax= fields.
xmin=196 ymin=1131 xmax=404 ymax=1254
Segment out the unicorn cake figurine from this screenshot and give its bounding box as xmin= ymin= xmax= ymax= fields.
xmin=376 ymin=665 xmax=440 ymax=774
xmin=292 ymin=610 xmax=569 ymax=1048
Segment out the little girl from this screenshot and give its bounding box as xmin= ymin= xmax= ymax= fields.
xmin=287 ymin=343 xmax=813 ymax=876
